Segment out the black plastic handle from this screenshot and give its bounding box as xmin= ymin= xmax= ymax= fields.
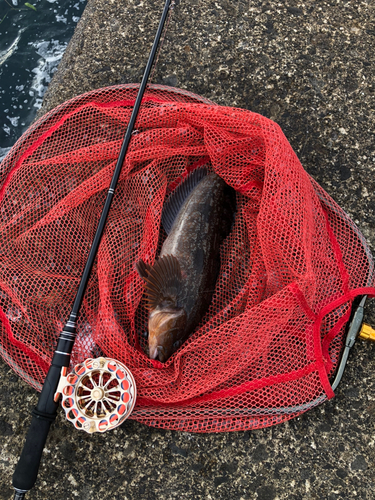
xmin=13 ymin=364 xmax=61 ymax=492
xmin=12 ymin=412 xmax=54 ymax=491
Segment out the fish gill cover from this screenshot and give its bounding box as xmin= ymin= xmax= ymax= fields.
xmin=0 ymin=83 xmax=374 ymax=432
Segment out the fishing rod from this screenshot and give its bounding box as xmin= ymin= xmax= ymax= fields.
xmin=12 ymin=0 xmax=174 ymax=497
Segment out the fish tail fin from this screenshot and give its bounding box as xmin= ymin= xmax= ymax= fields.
xmin=162 ymin=166 xmax=208 ymax=234
xmin=136 ymin=255 xmax=183 ymax=310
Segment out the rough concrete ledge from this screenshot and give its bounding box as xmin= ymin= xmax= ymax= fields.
xmin=2 ymin=0 xmax=375 ymax=499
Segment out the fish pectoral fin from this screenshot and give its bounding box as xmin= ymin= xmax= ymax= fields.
xmin=142 ymin=255 xmax=183 ymax=310
xmin=161 ymin=166 xmax=208 ymax=234
xmin=135 ymin=259 xmax=151 ymax=279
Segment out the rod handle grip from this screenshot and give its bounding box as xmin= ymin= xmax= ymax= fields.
xmin=12 ymin=411 xmax=54 ymax=492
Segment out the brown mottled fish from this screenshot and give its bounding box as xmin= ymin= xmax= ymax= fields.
xmin=136 ymin=167 xmax=235 ymax=362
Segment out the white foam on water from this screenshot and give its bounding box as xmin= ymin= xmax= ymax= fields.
xmin=2 ymin=125 xmax=11 ymax=136
xmin=29 ymin=39 xmax=67 ymax=108
xmin=0 ymin=146 xmax=12 ymax=162
xmin=6 ymin=115 xmax=20 ymax=127
xmin=0 ymin=0 xmax=86 ymax=151
xmin=0 ymin=28 xmax=26 ymax=66
xmin=56 ymin=14 xmax=68 ymax=23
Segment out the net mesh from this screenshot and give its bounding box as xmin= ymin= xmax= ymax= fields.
xmin=0 ymin=84 xmax=374 ymax=432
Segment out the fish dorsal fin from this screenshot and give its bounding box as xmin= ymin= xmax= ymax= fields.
xmin=162 ymin=167 xmax=207 ymax=234
xmin=136 ymin=255 xmax=183 ymax=310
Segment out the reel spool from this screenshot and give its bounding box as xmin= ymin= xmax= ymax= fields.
xmin=56 ymin=357 xmax=136 ymax=433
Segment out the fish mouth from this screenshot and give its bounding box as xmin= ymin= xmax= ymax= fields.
xmin=149 ymin=345 xmax=166 ymax=362
xmin=149 ymin=345 xmax=160 ymax=360
xmin=148 ymin=308 xmax=187 ymax=362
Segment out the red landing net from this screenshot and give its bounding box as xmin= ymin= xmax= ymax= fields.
xmin=0 ymin=84 xmax=374 ymax=432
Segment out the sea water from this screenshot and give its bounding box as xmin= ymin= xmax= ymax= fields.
xmin=0 ymin=0 xmax=86 ymax=161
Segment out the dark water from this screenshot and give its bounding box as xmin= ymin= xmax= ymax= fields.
xmin=0 ymin=0 xmax=86 ymax=160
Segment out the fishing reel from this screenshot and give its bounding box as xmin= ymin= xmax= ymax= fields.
xmin=56 ymin=357 xmax=136 ymax=433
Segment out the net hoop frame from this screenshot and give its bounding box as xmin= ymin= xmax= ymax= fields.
xmin=1 ymin=83 xmax=375 ymax=433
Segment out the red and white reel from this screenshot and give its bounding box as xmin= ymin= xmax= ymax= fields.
xmin=57 ymin=357 xmax=136 ymax=433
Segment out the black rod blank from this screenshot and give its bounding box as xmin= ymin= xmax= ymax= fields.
xmin=12 ymin=1 xmax=173 ymax=498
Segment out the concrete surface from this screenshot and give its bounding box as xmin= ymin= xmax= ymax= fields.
xmin=1 ymin=0 xmax=375 ymax=499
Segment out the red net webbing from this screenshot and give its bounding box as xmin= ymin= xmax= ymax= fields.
xmin=0 ymin=84 xmax=374 ymax=432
